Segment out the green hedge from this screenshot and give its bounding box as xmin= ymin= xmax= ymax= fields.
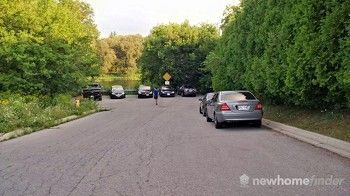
xmin=207 ymin=0 xmax=350 ymax=109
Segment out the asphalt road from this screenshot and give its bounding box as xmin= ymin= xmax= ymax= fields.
xmin=0 ymin=96 xmax=349 ymax=196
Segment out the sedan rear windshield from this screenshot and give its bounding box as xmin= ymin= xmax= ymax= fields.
xmin=221 ymin=92 xmax=256 ymax=101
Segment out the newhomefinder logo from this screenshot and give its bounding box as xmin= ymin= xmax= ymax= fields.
xmin=240 ymin=174 xmax=345 ymax=187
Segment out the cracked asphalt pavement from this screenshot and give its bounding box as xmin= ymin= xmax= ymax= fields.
xmin=0 ymin=96 xmax=349 ymax=196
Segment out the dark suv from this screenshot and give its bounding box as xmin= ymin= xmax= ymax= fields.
xmin=82 ymin=83 xmax=102 ymax=101
xmin=178 ymin=85 xmax=197 ymax=97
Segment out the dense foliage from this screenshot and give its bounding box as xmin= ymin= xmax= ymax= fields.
xmin=0 ymin=0 xmax=100 ymax=95
xmin=96 ymin=34 xmax=144 ymax=79
xmin=139 ymin=22 xmax=219 ymax=92
xmin=207 ymin=0 xmax=350 ymax=109
xmin=0 ymin=93 xmax=97 ymax=133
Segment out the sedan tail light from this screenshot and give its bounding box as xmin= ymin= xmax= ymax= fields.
xmin=220 ymin=103 xmax=231 ymax=111
xmin=255 ymin=102 xmax=263 ymax=110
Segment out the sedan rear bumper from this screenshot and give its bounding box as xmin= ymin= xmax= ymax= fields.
xmin=160 ymin=92 xmax=175 ymax=97
xmin=216 ymin=111 xmax=263 ymax=123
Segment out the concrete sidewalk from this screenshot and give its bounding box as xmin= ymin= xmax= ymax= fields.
xmin=263 ymin=118 xmax=350 ymax=159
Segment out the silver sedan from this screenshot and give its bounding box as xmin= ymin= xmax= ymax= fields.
xmin=206 ymin=91 xmax=263 ymax=128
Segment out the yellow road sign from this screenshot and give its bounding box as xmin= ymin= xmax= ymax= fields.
xmin=163 ymin=72 xmax=171 ymax=81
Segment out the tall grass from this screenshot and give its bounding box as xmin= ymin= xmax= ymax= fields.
xmin=0 ymin=94 xmax=97 ymax=133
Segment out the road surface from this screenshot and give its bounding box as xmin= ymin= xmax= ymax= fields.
xmin=0 ymin=96 xmax=349 ymax=195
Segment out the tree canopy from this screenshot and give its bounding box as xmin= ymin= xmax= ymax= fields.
xmin=0 ymin=0 xmax=100 ymax=95
xmin=139 ymin=22 xmax=219 ymax=92
xmin=96 ymin=34 xmax=144 ymax=79
xmin=207 ymin=0 xmax=350 ymax=109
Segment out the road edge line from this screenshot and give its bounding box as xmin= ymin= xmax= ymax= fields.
xmin=263 ymin=118 xmax=350 ymax=159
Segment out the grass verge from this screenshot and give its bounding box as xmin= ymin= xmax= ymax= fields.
xmin=0 ymin=94 xmax=98 ymax=135
xmin=264 ymin=105 xmax=350 ymax=142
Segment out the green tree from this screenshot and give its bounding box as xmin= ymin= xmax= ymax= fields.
xmin=0 ymin=0 xmax=100 ymax=95
xmin=96 ymin=34 xmax=144 ymax=79
xmin=208 ymin=0 xmax=350 ymax=109
xmin=139 ymin=22 xmax=219 ymax=92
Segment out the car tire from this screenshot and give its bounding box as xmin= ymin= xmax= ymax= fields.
xmin=214 ymin=115 xmax=223 ymax=129
xmin=199 ymin=107 xmax=202 ymax=114
xmin=206 ymin=115 xmax=212 ymax=122
xmin=254 ymin=120 xmax=262 ymax=128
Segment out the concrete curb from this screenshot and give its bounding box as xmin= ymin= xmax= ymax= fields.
xmin=0 ymin=109 xmax=99 ymax=142
xmin=263 ymin=118 xmax=350 ymax=159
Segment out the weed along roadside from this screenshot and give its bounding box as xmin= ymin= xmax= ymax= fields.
xmin=0 ymin=94 xmax=106 ymax=142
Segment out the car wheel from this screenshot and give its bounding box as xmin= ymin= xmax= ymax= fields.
xmin=206 ymin=114 xmax=212 ymax=122
xmin=199 ymin=107 xmax=202 ymax=114
xmin=98 ymin=97 xmax=102 ymax=101
xmin=254 ymin=120 xmax=262 ymax=128
xmin=214 ymin=115 xmax=223 ymax=129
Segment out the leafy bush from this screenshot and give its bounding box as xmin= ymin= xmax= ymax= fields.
xmin=0 ymin=94 xmax=97 ymax=133
xmin=0 ymin=0 xmax=100 ymax=95
xmin=208 ymin=0 xmax=350 ymax=109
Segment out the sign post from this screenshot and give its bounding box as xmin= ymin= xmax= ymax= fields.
xmin=163 ymin=72 xmax=172 ymax=85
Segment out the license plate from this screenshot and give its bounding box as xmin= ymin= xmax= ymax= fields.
xmin=167 ymin=93 xmax=170 ymax=96
xmin=238 ymin=105 xmax=250 ymax=111
xmin=146 ymin=93 xmax=149 ymax=96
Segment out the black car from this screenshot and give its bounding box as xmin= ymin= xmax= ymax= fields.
xmin=137 ymin=85 xmax=153 ymax=98
xmin=160 ymin=85 xmax=175 ymax=97
xmin=199 ymin=92 xmax=215 ymax=116
xmin=178 ymin=85 xmax=197 ymax=97
xmin=82 ymin=83 xmax=102 ymax=101
xmin=110 ymin=85 xmax=125 ymax=99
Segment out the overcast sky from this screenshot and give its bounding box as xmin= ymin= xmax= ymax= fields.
xmin=82 ymin=0 xmax=240 ymax=38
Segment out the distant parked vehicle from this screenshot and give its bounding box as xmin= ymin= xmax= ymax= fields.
xmin=137 ymin=85 xmax=153 ymax=98
xmin=199 ymin=92 xmax=215 ymax=117
xmin=177 ymin=85 xmax=196 ymax=97
xmin=82 ymin=83 xmax=102 ymax=101
xmin=110 ymin=85 xmax=125 ymax=99
xmin=206 ymin=91 xmax=263 ymax=128
xmin=160 ymin=85 xmax=175 ymax=97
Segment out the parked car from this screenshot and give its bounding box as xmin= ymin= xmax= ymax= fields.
xmin=138 ymin=85 xmax=153 ymax=98
xmin=160 ymin=85 xmax=175 ymax=97
xmin=199 ymin=92 xmax=215 ymax=116
xmin=82 ymin=83 xmax=102 ymax=101
xmin=177 ymin=85 xmax=196 ymax=97
xmin=110 ymin=85 xmax=125 ymax=99
xmin=206 ymin=91 xmax=263 ymax=128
